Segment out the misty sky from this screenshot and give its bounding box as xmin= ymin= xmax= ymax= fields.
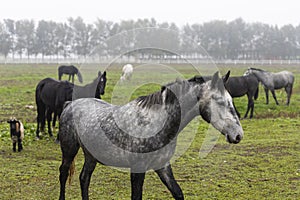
xmin=1 ymin=0 xmax=299 ymax=27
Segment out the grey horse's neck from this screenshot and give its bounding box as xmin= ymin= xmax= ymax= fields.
xmin=176 ymin=82 xmax=207 ymax=133
xmin=251 ymin=69 xmax=270 ymax=84
xmin=136 ymin=80 xmax=204 ymax=138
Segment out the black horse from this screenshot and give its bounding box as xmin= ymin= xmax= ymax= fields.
xmin=58 ymin=65 xmax=83 ymax=83
xmin=225 ymin=73 xmax=259 ymax=119
xmin=35 ymin=78 xmax=73 ymax=138
xmin=35 ymin=71 xmax=107 ymax=139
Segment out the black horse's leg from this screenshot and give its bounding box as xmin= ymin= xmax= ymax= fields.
xmin=249 ymin=98 xmax=255 ymax=119
xmin=72 ymin=75 xmax=74 ymax=83
xmin=244 ymin=94 xmax=254 ymax=119
xmin=36 ymin=103 xmax=46 ymax=139
xmin=264 ymin=87 xmax=269 ymax=104
xmin=271 ymin=90 xmax=279 ymax=105
xmin=80 ymin=152 xmax=97 ymax=200
xmin=59 ymin=144 xmax=80 ymax=200
xmin=130 ymin=172 xmax=146 ymax=200
xmin=46 ymin=109 xmax=53 ymax=137
xmin=232 ymin=101 xmax=241 ymax=119
xmin=52 ymin=111 xmax=58 ymax=130
xmin=155 ymin=164 xmax=184 ymax=200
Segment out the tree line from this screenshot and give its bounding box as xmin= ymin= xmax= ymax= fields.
xmin=0 ymin=17 xmax=299 ymax=60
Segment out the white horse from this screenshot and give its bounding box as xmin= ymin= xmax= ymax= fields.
xmin=120 ymin=64 xmax=133 ymax=82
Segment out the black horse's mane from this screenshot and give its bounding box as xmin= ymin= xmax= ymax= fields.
xmin=136 ymin=76 xmax=207 ymax=109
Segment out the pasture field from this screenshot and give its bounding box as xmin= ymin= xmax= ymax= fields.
xmin=0 ymin=63 xmax=299 ymax=199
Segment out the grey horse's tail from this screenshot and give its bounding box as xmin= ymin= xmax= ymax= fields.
xmin=76 ymin=70 xmax=83 ymax=83
xmin=254 ymin=86 xmax=259 ymax=100
xmin=63 ymin=101 xmax=72 ymax=110
xmin=68 ymin=158 xmax=76 ymax=185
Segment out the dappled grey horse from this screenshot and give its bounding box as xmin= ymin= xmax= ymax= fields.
xmin=58 ymin=72 xmax=243 ymax=200
xmin=244 ymin=68 xmax=294 ymax=105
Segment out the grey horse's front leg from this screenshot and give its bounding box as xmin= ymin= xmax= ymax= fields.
xmin=271 ymin=90 xmax=279 ymax=105
xmin=131 ymin=172 xmax=146 ymax=200
xmin=155 ymin=164 xmax=184 ymax=200
xmin=264 ymin=87 xmax=269 ymax=104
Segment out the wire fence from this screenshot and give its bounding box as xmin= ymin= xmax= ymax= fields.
xmin=1 ymin=56 xmax=300 ymax=65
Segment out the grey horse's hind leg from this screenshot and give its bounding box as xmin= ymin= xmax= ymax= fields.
xmin=285 ymin=85 xmax=293 ymax=105
xmin=155 ymin=164 xmax=184 ymax=200
xmin=130 ymin=172 xmax=146 ymax=200
xmin=59 ymin=143 xmax=80 ymax=200
xmin=80 ymin=151 xmax=97 ymax=200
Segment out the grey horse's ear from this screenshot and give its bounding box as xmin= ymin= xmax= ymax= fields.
xmin=98 ymin=71 xmax=102 ymax=77
xmin=161 ymin=85 xmax=166 ymax=92
xmin=222 ymin=71 xmax=230 ymax=84
xmin=176 ymin=77 xmax=183 ymax=83
xmin=211 ymin=71 xmax=219 ymax=88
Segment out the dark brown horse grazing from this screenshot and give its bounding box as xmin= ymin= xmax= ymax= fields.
xmin=58 ymin=65 xmax=83 ymax=83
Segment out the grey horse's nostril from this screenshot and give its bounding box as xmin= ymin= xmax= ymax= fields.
xmin=235 ymin=135 xmax=241 ymax=143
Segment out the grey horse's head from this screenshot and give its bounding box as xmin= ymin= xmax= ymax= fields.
xmin=199 ymin=71 xmax=244 ymax=144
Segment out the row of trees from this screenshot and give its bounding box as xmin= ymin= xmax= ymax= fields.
xmin=0 ymin=17 xmax=300 ymax=60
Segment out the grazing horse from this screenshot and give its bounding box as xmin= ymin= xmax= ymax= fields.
xmin=244 ymin=68 xmax=294 ymax=105
xmin=7 ymin=117 xmax=24 ymax=152
xmin=35 ymin=71 xmax=107 ymax=139
xmin=58 ymin=65 xmax=83 ymax=83
xmin=120 ymin=64 xmax=133 ymax=82
xmin=58 ymin=72 xmax=243 ymax=200
xmin=225 ymin=73 xmax=259 ymax=119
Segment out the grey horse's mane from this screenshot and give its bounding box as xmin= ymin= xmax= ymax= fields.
xmin=136 ymin=76 xmax=208 ymax=109
xmin=250 ymin=68 xmax=267 ymax=73
xmin=136 ymin=90 xmax=163 ymax=109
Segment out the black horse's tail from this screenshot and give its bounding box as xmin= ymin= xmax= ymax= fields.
xmin=254 ymin=86 xmax=259 ymax=100
xmin=35 ymin=80 xmax=48 ymax=129
xmin=76 ymin=70 xmax=83 ymax=83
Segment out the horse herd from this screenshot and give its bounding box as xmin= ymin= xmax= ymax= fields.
xmin=35 ymin=65 xmax=107 ymax=139
xmin=225 ymin=68 xmax=294 ymax=119
xmin=7 ymin=64 xmax=294 ymax=200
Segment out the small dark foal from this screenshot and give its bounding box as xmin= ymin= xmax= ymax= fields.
xmin=7 ymin=118 xmax=24 ymax=152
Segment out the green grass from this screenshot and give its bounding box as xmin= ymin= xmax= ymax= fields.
xmin=0 ymin=64 xmax=299 ymax=199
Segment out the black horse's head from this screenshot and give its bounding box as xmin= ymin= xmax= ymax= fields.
xmin=96 ymin=71 xmax=107 ymax=98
